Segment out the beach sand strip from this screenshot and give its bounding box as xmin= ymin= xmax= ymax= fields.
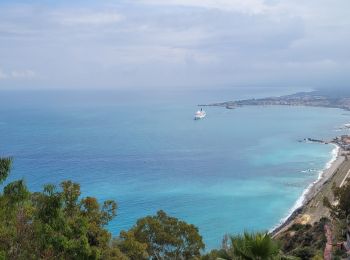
xmin=273 ymin=148 xmax=350 ymax=237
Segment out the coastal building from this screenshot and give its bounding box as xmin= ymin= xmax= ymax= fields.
xmin=334 ymin=135 xmax=350 ymax=151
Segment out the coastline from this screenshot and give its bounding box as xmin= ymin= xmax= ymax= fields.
xmin=272 ymin=143 xmax=347 ymax=237
xmin=204 ymin=90 xmax=350 ymax=237
xmin=201 ymin=91 xmax=350 ymax=111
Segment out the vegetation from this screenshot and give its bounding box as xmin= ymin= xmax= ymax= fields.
xmin=276 ymin=179 xmax=350 ymax=260
xmin=0 ymin=157 xmax=205 ymax=259
xmin=277 ymin=219 xmax=328 ymax=260
xmin=0 ymin=157 xmax=119 ymax=259
xmin=203 ymin=232 xmax=295 ymax=260
xmin=323 ymin=181 xmax=350 ymax=220
xmin=0 ymin=157 xmax=12 ymax=184
xmin=3 ymin=155 xmax=348 ymax=259
xmin=323 ymin=181 xmax=350 ymax=259
xmin=118 ymin=210 xmax=204 ymax=259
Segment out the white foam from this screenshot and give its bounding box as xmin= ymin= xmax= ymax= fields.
xmin=270 ymin=144 xmax=340 ymax=232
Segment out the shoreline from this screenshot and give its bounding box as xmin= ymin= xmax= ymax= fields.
xmin=200 ymin=91 xmax=350 ymax=111
xmin=204 ymin=91 xmax=350 ymax=236
xmin=271 ymin=143 xmax=346 ymax=237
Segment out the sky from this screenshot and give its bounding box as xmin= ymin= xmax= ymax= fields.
xmin=0 ymin=0 xmax=350 ymax=90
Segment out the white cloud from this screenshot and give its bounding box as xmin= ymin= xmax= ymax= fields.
xmin=0 ymin=68 xmax=36 ymax=80
xmin=56 ymin=11 xmax=123 ymax=26
xmin=11 ymin=69 xmax=36 ymax=79
xmin=138 ymin=0 xmax=270 ymax=14
xmin=116 ymin=46 xmax=218 ymax=65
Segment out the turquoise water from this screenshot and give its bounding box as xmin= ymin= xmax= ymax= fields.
xmin=0 ymin=89 xmax=349 ymax=249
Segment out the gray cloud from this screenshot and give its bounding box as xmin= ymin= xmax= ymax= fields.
xmin=0 ymin=0 xmax=349 ymax=89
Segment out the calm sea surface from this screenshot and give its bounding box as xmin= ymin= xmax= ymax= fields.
xmin=0 ymin=88 xmax=348 ymax=249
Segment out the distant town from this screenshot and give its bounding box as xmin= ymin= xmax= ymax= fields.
xmin=205 ymin=91 xmax=350 ymax=111
xmin=301 ymin=136 xmax=350 ymax=151
xmin=334 ymin=135 xmax=350 ymax=151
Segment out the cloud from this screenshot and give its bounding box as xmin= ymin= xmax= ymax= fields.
xmin=55 ymin=11 xmax=123 ymax=26
xmin=0 ymin=1 xmax=349 ymax=89
xmin=0 ymin=68 xmax=37 ymax=80
xmin=11 ymin=69 xmax=36 ymax=79
xmin=137 ymin=0 xmax=269 ymax=15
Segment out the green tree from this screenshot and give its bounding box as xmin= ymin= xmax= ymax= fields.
xmin=290 ymin=247 xmax=314 ymax=260
xmin=117 ymin=230 xmax=148 ymax=259
xmin=0 ymin=156 xmax=125 ymax=259
xmin=102 ymin=243 xmax=130 ymax=260
xmin=119 ymin=210 xmax=205 ymax=259
xmin=323 ymin=181 xmax=350 ymax=219
xmin=60 ymin=180 xmax=81 ymax=217
xmin=211 ymin=232 xmax=296 ymax=260
xmin=0 ymin=161 xmax=36 ymax=259
xmin=231 ymin=232 xmax=279 ymax=260
xmin=0 ymin=157 xmax=12 ymax=184
xmin=3 ymin=179 xmax=30 ymax=206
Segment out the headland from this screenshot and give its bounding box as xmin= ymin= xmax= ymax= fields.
xmin=202 ymin=91 xmax=350 ymax=111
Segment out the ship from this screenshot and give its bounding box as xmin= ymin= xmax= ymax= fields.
xmin=194 ymin=108 xmax=206 ymax=120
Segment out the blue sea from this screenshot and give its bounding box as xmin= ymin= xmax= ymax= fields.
xmin=0 ymin=88 xmax=348 ymax=249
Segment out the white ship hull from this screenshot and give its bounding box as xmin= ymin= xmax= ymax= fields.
xmin=194 ymin=110 xmax=206 ymax=120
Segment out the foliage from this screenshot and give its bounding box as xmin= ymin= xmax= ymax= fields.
xmin=323 ymin=181 xmax=350 ymax=220
xmin=232 ymin=232 xmax=279 ymax=259
xmin=119 ymin=210 xmax=205 ymax=259
xmin=0 ymin=156 xmax=301 ymax=259
xmin=0 ymin=157 xmax=123 ymax=259
xmin=0 ymin=157 xmax=207 ymax=259
xmin=117 ymin=230 xmax=149 ymax=259
xmin=277 ymin=218 xmax=329 ymax=260
xmin=203 ymin=232 xmax=292 ymax=260
xmin=0 ymin=157 xmax=12 ymax=184
xmin=201 ymin=248 xmax=225 ymax=260
xmin=311 ymin=255 xmax=323 ymax=260
xmin=289 ymin=247 xmax=314 ymax=260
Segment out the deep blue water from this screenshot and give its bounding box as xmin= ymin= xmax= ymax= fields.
xmin=0 ymin=88 xmax=349 ymax=249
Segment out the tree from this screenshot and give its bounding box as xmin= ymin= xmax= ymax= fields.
xmin=277 ymin=218 xmax=329 ymax=259
xmin=210 ymin=232 xmax=297 ymax=260
xmin=0 ymin=157 xmax=12 ymax=184
xmin=60 ymin=180 xmax=81 ymax=216
xmin=117 ymin=230 xmax=148 ymax=259
xmin=323 ymin=181 xmax=350 ymax=219
xmin=101 ymin=200 xmax=118 ymax=225
xmin=230 ymin=232 xmax=280 ymax=260
xmin=102 ymin=243 xmax=130 ymax=260
xmin=119 ymin=210 xmax=205 ymax=259
xmin=0 ymin=156 xmax=124 ymax=259
xmin=0 ymin=179 xmax=35 ymax=259
xmin=3 ymin=179 xmax=30 ymax=205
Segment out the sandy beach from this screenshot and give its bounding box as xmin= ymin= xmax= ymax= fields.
xmin=273 ymin=144 xmax=350 ymax=237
